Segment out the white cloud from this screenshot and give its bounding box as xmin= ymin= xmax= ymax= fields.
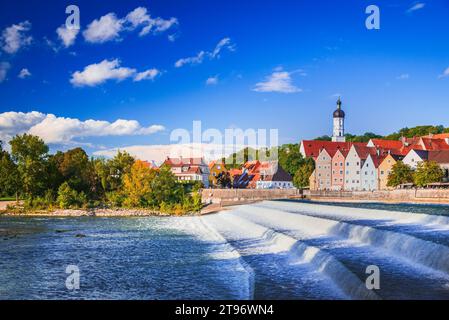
xmin=93 ymin=142 xmax=257 ymax=163
xmin=18 ymin=68 xmax=31 ymax=79
xmin=83 ymin=7 xmax=177 ymax=43
xmin=56 ymin=25 xmax=79 ymax=48
xmin=175 ymin=37 xmax=235 ymax=68
xmin=125 ymin=7 xmax=178 ymax=36
xmin=175 ymin=51 xmax=207 ymax=68
xmin=206 ymin=76 xmax=219 ymax=85
xmin=253 ymin=70 xmax=302 ymax=93
xmin=1 ymin=21 xmax=32 ymax=54
xmin=83 ymin=13 xmax=124 ymax=43
xmin=70 ymin=59 xmax=136 ymax=87
xmin=0 ymin=62 xmax=10 ymax=83
xmin=0 ymin=111 xmax=165 ymax=145
xmin=439 ymin=67 xmax=449 ymax=79
xmin=396 ymin=73 xmax=410 ymax=80
xmin=211 ymin=37 xmax=235 ymax=58
xmin=406 ymin=2 xmax=425 ymax=13
xmin=133 ymin=68 xmax=160 ymax=82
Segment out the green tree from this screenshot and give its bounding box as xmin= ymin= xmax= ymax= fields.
xmin=413 ymin=161 xmax=444 ymax=187
xmin=56 ymin=148 xmax=93 ymax=194
xmin=10 ymin=134 xmax=49 ymax=198
xmin=387 ymin=161 xmax=414 ymax=187
xmin=293 ymin=158 xmax=315 ymax=188
xmin=278 ymin=144 xmax=305 ymax=176
xmin=150 ymin=166 xmax=184 ymax=207
xmin=0 ymin=142 xmax=21 ymax=199
xmin=57 ymin=182 xmax=78 ymax=209
xmin=95 ymin=151 xmax=135 ymax=193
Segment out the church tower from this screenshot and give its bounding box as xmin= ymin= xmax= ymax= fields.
xmin=332 ymin=98 xmax=346 ymax=142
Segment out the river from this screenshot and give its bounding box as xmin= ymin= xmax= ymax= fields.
xmin=1 ymin=200 xmax=449 ymax=300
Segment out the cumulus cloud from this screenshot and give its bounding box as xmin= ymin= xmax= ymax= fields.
xmin=133 ymin=68 xmax=160 ymax=82
xmin=56 ymin=25 xmax=79 ymax=48
xmin=126 ymin=7 xmax=178 ymax=36
xmin=70 ymin=59 xmax=161 ymax=87
xmin=93 ymin=142 xmax=258 ymax=163
xmin=83 ymin=13 xmax=123 ymax=43
xmin=0 ymin=111 xmax=165 ymax=145
xmin=406 ymin=2 xmax=425 ymax=13
xmin=206 ymin=76 xmax=219 ymax=85
xmin=18 ymin=68 xmax=31 ymax=79
xmin=175 ymin=37 xmax=235 ymax=68
xmin=1 ymin=21 xmax=32 ymax=54
xmin=253 ymin=69 xmax=302 ymax=93
xmin=0 ymin=62 xmax=10 ymax=83
xmin=83 ymin=7 xmax=177 ymax=44
xmin=70 ymin=59 xmax=136 ymax=87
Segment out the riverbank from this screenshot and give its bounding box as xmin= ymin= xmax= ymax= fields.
xmin=0 ymin=208 xmax=178 ymax=217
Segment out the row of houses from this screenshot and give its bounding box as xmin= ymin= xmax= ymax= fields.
xmin=152 ymin=157 xmax=294 ymax=189
xmin=300 ymin=134 xmax=449 ymax=191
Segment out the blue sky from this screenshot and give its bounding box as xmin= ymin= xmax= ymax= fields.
xmin=0 ymin=0 xmax=449 ymax=159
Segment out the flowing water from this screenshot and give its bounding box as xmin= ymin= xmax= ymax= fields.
xmin=1 ymin=200 xmax=449 ymax=300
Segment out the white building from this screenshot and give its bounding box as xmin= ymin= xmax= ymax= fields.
xmin=332 ymin=98 xmax=346 ymax=142
xmin=344 ymin=144 xmax=377 ymax=191
xmin=162 ymin=157 xmax=210 ymax=187
xmin=402 ymin=150 xmax=428 ymax=170
xmin=361 ymin=154 xmax=379 ymax=191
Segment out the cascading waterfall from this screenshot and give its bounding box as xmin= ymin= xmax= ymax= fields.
xmin=202 ymin=211 xmax=379 ymax=300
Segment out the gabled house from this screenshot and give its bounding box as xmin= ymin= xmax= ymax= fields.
xmin=378 ymin=153 xmax=403 ymax=190
xmin=331 ymin=149 xmax=349 ymax=191
xmin=403 ymin=150 xmax=429 ymax=169
xmin=162 ymin=157 xmax=210 ymax=187
xmin=208 ymin=160 xmax=227 ymax=187
xmin=361 ymin=154 xmax=380 ymax=191
xmin=315 ymin=148 xmax=334 ymax=190
xmin=256 ymin=163 xmax=294 ymax=189
xmin=344 ymin=145 xmax=377 ymax=191
xmin=299 ymin=140 xmax=352 ymax=160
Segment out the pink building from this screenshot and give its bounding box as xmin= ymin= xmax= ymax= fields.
xmin=331 ymin=149 xmax=349 ymax=190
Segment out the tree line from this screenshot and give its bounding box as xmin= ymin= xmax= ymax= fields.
xmin=0 ymin=134 xmax=202 ymax=214
xmin=387 ymin=160 xmax=445 ymax=188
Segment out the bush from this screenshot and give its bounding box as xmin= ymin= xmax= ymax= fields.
xmin=105 ymin=191 xmax=125 ymax=207
xmin=57 ymin=182 xmax=87 ymax=209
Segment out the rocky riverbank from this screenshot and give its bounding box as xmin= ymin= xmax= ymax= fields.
xmin=0 ymin=208 xmax=177 ymax=217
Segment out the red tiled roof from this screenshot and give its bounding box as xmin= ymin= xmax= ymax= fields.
xmin=353 ymin=145 xmax=378 ymax=160
xmin=428 ymin=150 xmax=449 ymax=164
xmin=420 ymin=138 xmax=449 ymax=151
xmin=432 ymin=133 xmax=449 ymax=139
xmin=370 ymin=139 xmax=404 ymax=150
xmin=301 ymin=140 xmax=356 ymax=159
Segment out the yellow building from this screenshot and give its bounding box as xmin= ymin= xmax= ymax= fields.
xmin=309 ymin=170 xmax=317 ymax=191
xmin=378 ymin=154 xmax=401 ymax=190
xmin=208 ymin=161 xmax=227 ymax=187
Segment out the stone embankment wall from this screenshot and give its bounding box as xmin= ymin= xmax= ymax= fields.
xmin=304 ymin=189 xmax=449 ymax=204
xmin=201 ymin=189 xmax=302 ymax=206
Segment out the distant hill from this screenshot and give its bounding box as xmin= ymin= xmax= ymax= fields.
xmin=314 ymin=125 xmax=449 ymax=142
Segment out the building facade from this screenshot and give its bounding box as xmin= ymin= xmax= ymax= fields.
xmin=331 ymin=149 xmax=347 ymax=190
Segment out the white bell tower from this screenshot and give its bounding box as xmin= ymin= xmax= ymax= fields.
xmin=332 ymin=98 xmax=346 ymax=142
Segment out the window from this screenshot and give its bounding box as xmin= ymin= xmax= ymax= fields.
xmin=340 ymin=162 xmax=343 ymax=166
xmin=381 ymin=171 xmax=384 ymax=175
xmin=217 ymin=165 xmax=221 ymax=170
